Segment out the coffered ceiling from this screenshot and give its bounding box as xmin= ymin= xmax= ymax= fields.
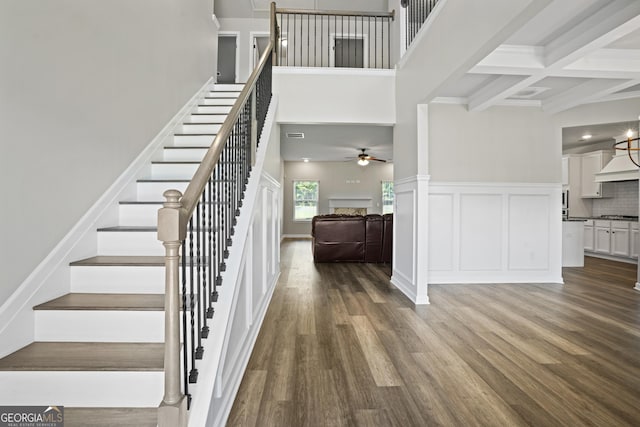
xmin=433 ymin=0 xmax=640 ymax=113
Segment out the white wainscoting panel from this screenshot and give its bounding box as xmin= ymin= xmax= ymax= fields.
xmin=460 ymin=194 xmax=503 ymax=271
xmin=428 ymin=182 xmax=562 ymax=284
xmin=428 ymin=194 xmax=454 ymax=271
xmin=508 ymin=194 xmax=550 ymax=270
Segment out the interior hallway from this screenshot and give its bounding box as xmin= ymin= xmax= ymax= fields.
xmin=228 ymin=239 xmax=640 ymax=426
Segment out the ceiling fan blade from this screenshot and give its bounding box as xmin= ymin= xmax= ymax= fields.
xmin=369 ymin=156 xmax=387 ymax=162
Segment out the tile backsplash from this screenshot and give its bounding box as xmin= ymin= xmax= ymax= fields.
xmin=592 ymin=180 xmax=639 ymax=216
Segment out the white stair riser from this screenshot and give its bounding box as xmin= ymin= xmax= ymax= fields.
xmin=151 ymin=163 xmax=199 ymax=180
xmin=35 ymin=311 xmax=164 ymax=342
xmin=97 ymin=232 xmax=164 ymax=256
xmin=181 ymin=123 xmax=222 ymax=134
xmin=188 ymin=114 xmax=227 ymax=123
xmin=212 ymin=84 xmax=244 ymax=91
xmin=163 ymin=148 xmax=208 ymax=162
xmin=0 ymin=372 xmax=163 ymax=407
xmin=173 ymin=134 xmax=215 ymax=146
xmin=136 ymin=181 xmax=189 ymax=201
xmin=71 ymin=266 xmax=165 ymax=293
xmin=201 ymin=98 xmax=236 ymax=106
xmin=118 ymin=204 xmax=161 ymax=226
xmin=197 ymin=105 xmax=232 ymax=114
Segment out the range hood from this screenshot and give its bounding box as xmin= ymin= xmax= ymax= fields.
xmin=594 ymin=153 xmax=640 ymax=182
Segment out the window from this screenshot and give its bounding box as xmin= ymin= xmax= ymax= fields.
xmin=294 ymin=180 xmax=319 ymax=221
xmin=382 ymin=181 xmax=394 ymax=214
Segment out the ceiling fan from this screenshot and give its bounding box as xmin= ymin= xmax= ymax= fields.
xmin=351 ymin=148 xmax=387 ymax=166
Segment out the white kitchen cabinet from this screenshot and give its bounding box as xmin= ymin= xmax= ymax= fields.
xmin=632 ymin=223 xmax=639 ymax=259
xmin=584 ymin=220 xmax=594 ymax=251
xmin=611 ymin=222 xmax=631 ymax=257
xmin=594 ymin=223 xmax=611 ymax=254
xmin=589 ymin=220 xmax=632 ymax=258
xmin=580 ymin=151 xmax=612 ymax=198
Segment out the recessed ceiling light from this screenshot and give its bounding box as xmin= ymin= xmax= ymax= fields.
xmin=582 ymin=134 xmax=592 ymax=140
xmin=303 ymin=158 xmax=309 ymax=163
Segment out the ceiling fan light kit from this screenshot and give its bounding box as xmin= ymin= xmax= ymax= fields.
xmin=355 ymin=148 xmax=387 ymax=166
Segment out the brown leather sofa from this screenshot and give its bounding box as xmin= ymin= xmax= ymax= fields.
xmin=312 ymin=214 xmax=392 ymax=263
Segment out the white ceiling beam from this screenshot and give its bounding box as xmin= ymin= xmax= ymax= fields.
xmin=468 ymin=74 xmax=540 ymax=111
xmin=544 ymin=0 xmax=640 ymax=68
xmin=595 ymin=90 xmax=640 ymax=104
xmin=468 ymin=0 xmax=640 ymax=111
xmin=472 ymin=47 xmax=640 ymax=79
xmin=542 ymin=79 xmax=640 ymax=113
xmin=473 ymin=45 xmax=544 ymax=74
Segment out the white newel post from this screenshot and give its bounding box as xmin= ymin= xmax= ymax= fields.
xmin=158 ymin=189 xmax=188 ymax=427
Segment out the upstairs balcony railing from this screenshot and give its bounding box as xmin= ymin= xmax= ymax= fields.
xmin=402 ymin=0 xmax=440 ymax=49
xmin=274 ymin=7 xmax=395 ymax=69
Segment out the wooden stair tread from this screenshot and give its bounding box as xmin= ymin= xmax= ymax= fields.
xmin=64 ymin=407 xmax=157 ymax=427
xmin=70 ymin=256 xmax=165 ymax=267
xmin=34 ymin=293 xmax=164 ymax=311
xmin=120 ymin=199 xmax=232 ymax=205
xmin=151 ymin=160 xmax=202 ymax=164
xmin=163 ymin=146 xmax=210 ymax=149
xmin=182 ymin=121 xmax=224 ymax=125
xmin=0 ymin=342 xmax=163 ymax=371
xmin=173 ymin=133 xmax=216 ymax=136
xmin=97 ymin=226 xmax=157 ymax=232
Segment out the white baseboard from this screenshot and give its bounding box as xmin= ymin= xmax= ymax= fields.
xmin=635 ymin=283 xmax=640 ymax=292
xmin=0 ymin=78 xmax=214 ymax=358
xmin=391 ymin=271 xmax=430 ymax=305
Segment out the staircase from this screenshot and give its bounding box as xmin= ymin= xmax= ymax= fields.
xmin=0 ymin=84 xmax=244 ymax=426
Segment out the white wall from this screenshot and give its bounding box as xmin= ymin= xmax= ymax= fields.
xmin=393 ymin=0 xmax=550 ymax=180
xmin=273 ymin=68 xmax=395 ymax=124
xmin=428 ymin=104 xmax=558 ymax=182
xmin=0 ymin=0 xmax=216 ymax=305
xmin=283 ymin=161 xmax=393 ymax=236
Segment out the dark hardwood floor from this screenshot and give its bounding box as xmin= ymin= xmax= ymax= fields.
xmin=228 ymin=240 xmax=640 ymax=426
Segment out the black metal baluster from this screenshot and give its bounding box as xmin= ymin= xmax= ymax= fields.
xmin=195 ymin=201 xmax=204 ymax=359
xmin=307 ymin=15 xmax=311 ymax=67
xmin=208 ymin=175 xmax=217 ymax=308
xmin=385 ymin=16 xmax=389 ymax=69
xmin=299 ymin=13 xmax=303 ymax=67
xmin=188 ymin=219 xmax=198 ymax=383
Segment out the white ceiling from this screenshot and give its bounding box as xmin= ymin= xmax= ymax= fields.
xmin=280 ymin=124 xmax=393 ymax=162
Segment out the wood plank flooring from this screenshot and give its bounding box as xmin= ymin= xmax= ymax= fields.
xmin=228 ymin=240 xmax=640 ymax=426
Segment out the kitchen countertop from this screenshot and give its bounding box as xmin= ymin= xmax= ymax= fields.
xmin=568 ymin=216 xmax=639 ymax=222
